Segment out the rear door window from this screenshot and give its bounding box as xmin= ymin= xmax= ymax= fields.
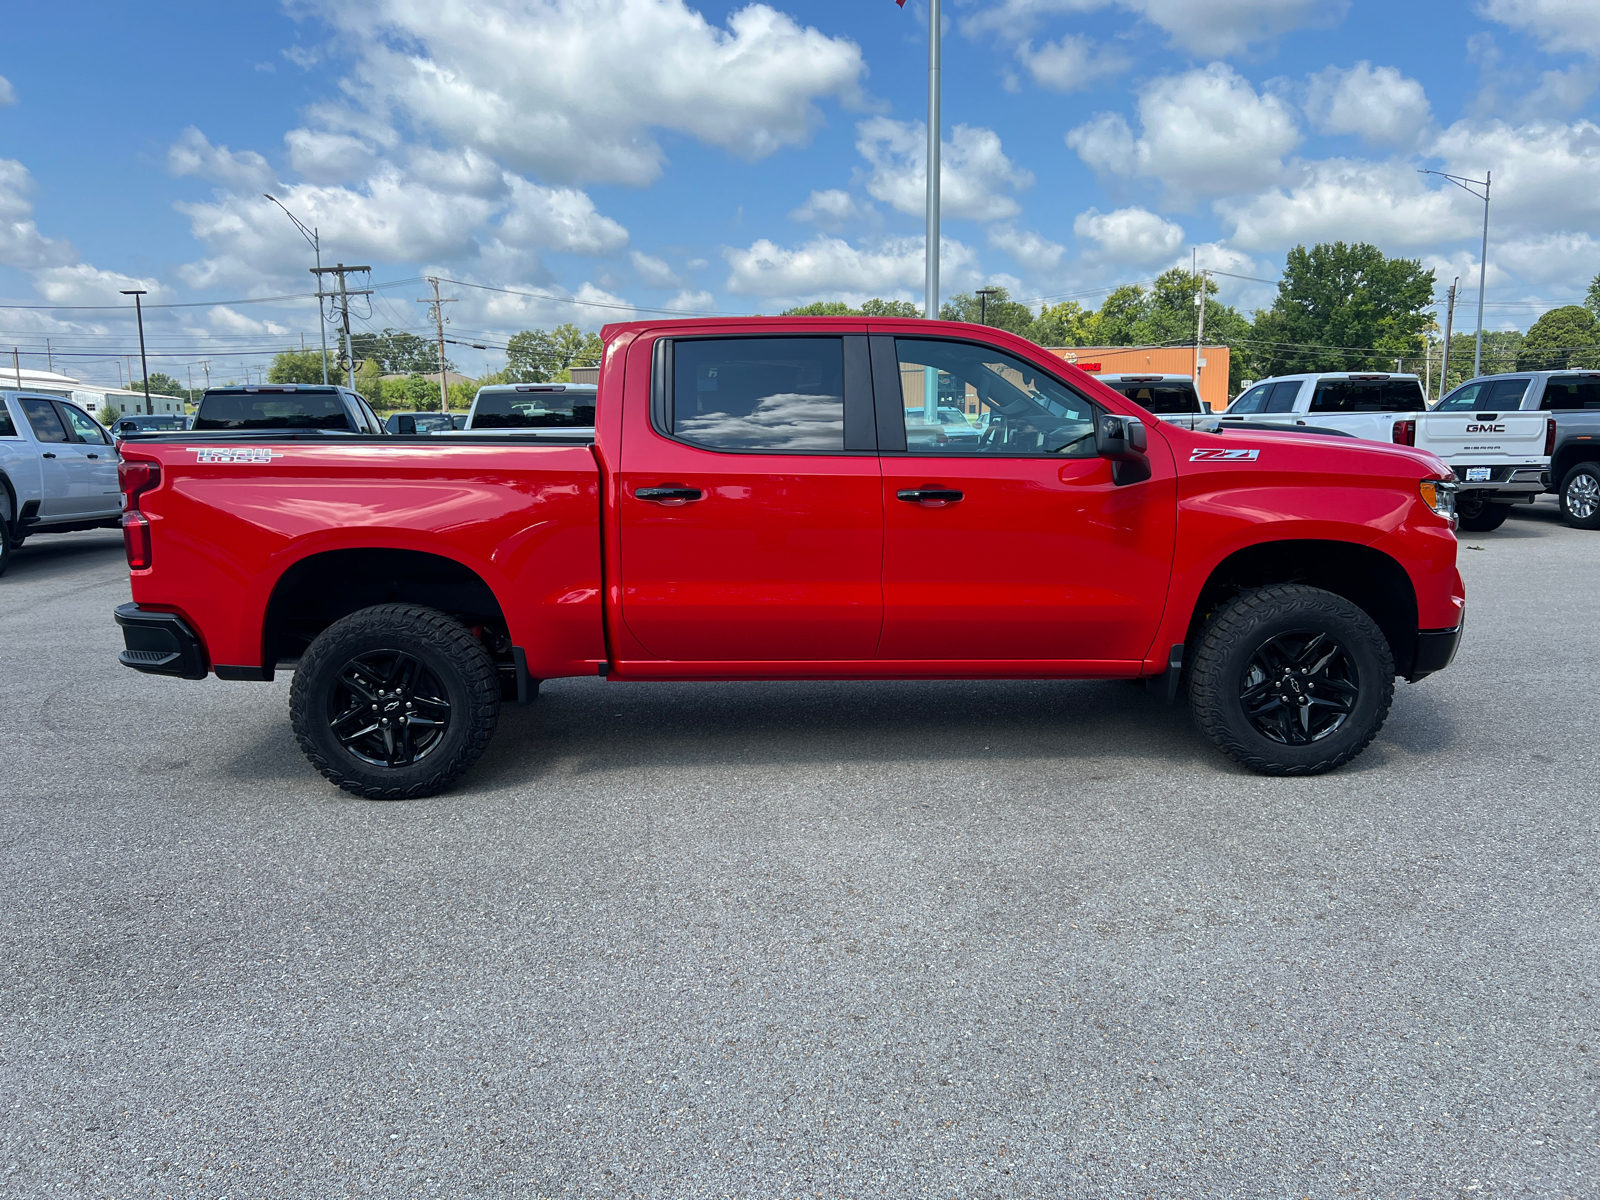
xmin=1310 ymin=379 xmax=1426 ymax=413
xmin=667 ymin=338 xmax=846 ymax=452
xmin=1540 ymin=376 xmax=1600 ymax=410
xmin=0 ymin=402 xmax=16 ymax=438
xmin=60 ymin=404 xmax=111 ymax=444
xmin=19 ymin=397 xmax=69 ymax=442
xmin=1264 ymin=381 xmax=1302 ymax=413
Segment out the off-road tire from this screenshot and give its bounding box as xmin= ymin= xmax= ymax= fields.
xmin=1558 ymin=463 xmax=1600 ymax=531
xmin=1455 ymin=494 xmax=1509 ymax=533
xmin=1189 ymin=584 xmax=1394 ymax=776
xmin=290 ymin=604 xmax=500 ymax=800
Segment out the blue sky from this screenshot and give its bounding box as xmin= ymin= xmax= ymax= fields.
xmin=2 ymin=0 xmax=1598 ymax=387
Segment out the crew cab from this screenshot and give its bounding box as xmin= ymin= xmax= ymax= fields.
xmin=1 ymin=390 xmax=121 ymax=576
xmin=111 ymin=319 xmax=1465 ymax=795
xmin=1094 ymin=373 xmax=1210 ymax=429
xmin=189 ymin=384 xmax=386 ymax=435
xmin=1221 ymin=373 xmax=1427 ymax=442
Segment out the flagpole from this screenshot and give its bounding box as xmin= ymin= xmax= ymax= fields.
xmin=925 ymin=0 xmax=941 ymax=321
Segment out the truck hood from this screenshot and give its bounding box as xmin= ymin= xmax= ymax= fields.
xmin=1172 ymin=423 xmax=1450 ymax=478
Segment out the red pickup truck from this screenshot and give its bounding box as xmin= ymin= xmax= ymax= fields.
xmin=113 ymin=318 xmax=1464 ymax=795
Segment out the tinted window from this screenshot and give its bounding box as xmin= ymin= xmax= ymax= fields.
xmin=355 ymin=397 xmax=383 ymax=434
xmin=1540 ymin=376 xmax=1600 ymax=410
xmin=194 ymin=389 xmax=352 ymax=431
xmin=1229 ymin=383 xmax=1271 ymax=414
xmin=1309 ymin=379 xmax=1426 ymax=413
xmin=1106 ymin=382 xmax=1199 ymax=414
xmin=894 ymin=339 xmax=1097 ymax=456
xmin=61 ymin=404 xmax=110 ymax=444
xmin=1438 ymin=378 xmax=1534 ymax=412
xmin=670 ymin=338 xmax=844 ymax=451
xmin=20 ymin=398 xmax=69 ymax=442
xmin=0 ymin=403 xmax=16 ymax=438
xmin=1264 ymin=381 xmax=1302 ymax=413
xmin=472 ymin=387 xmax=597 ymax=429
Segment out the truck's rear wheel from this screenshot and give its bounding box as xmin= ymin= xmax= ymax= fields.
xmin=290 ymin=604 xmax=500 ymax=800
xmin=1559 ymin=463 xmax=1600 ymax=530
xmin=1455 ymin=494 xmax=1509 ymax=532
xmin=1189 ymin=585 xmax=1394 ymax=776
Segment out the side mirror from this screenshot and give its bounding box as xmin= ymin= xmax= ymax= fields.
xmin=1096 ymin=414 xmax=1151 ymax=486
xmin=396 ymin=414 xmax=417 ymax=435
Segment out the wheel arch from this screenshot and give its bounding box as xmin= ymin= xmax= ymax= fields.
xmin=1185 ymin=539 xmax=1420 ymax=678
xmin=262 ymin=546 xmax=511 ymax=671
xmin=1552 ymin=446 xmax=1600 ymax=490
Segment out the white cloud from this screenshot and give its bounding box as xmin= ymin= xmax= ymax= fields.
xmin=284 ymin=129 xmax=379 ymax=185
xmin=0 ymin=159 xmax=77 ymax=270
xmin=404 ymin=146 xmax=507 ymax=198
xmin=208 ymin=305 xmax=290 ymax=336
xmin=665 ymin=289 xmax=716 ymax=312
xmin=723 ymin=234 xmax=978 ymax=299
xmin=1074 ymin=206 xmax=1186 ymax=263
xmin=1217 ymin=159 xmax=1474 ymax=251
xmin=32 ymin=264 xmax=165 ymax=305
xmin=631 ymin=251 xmax=679 ymax=287
xmin=960 ymin=0 xmax=1347 ymax=56
xmin=167 ymin=127 xmax=277 ymax=192
xmin=0 ymin=75 xmax=15 ymax=106
xmin=857 ymin=118 xmax=1034 ymax=221
xmin=1068 ymin=65 xmax=1300 ymax=200
xmin=1481 ymin=0 xmax=1600 ymax=57
xmin=311 ymin=0 xmax=868 ymax=187
xmin=987 ymin=224 xmax=1067 ymax=268
xmin=789 ymin=189 xmax=874 ymax=230
xmin=1430 ymin=119 xmax=1600 ymax=235
xmin=1519 ymin=65 xmax=1600 ymax=116
xmin=1015 ymin=36 xmax=1130 ymax=92
xmin=499 ymin=177 xmax=629 ymax=255
xmin=1305 ymin=63 xmax=1432 ymax=148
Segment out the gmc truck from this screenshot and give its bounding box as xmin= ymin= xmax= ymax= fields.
xmin=112 ymin=318 xmax=1465 ymax=796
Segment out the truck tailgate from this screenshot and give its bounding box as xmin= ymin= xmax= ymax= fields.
xmin=1417 ymin=412 xmax=1549 ymax=462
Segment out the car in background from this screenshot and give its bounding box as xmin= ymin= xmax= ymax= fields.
xmin=384 ymin=411 xmax=468 ymax=435
xmin=1220 ymin=373 xmax=1427 ymax=442
xmin=113 ymin=414 xmax=189 ymax=436
xmin=186 ymin=384 xmax=385 ymax=435
xmin=1 ymin=391 xmax=121 ymax=575
xmin=1093 ymin=373 xmax=1210 ymax=429
xmin=463 ymin=383 xmax=597 ymax=430
xmin=905 ymin=406 xmax=983 ymax=447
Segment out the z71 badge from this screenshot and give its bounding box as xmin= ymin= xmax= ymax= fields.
xmin=189 ymin=447 xmax=281 ymax=464
xmin=1189 ymin=448 xmax=1260 ymax=462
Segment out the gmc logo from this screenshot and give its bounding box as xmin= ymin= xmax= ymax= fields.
xmin=1465 ymin=423 xmax=1505 ymax=433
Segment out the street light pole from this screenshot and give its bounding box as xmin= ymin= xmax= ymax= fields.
xmin=975 ymin=287 xmax=998 ymax=326
xmin=925 ymin=0 xmax=940 ymax=321
xmin=1419 ymin=168 xmax=1491 ymax=376
xmin=120 ymin=289 xmax=151 ymax=414
xmin=264 ymin=194 xmax=330 ymax=385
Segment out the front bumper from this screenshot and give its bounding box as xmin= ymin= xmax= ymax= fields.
xmin=114 ymin=603 xmax=208 ymax=679
xmin=1409 ymin=610 xmax=1465 ymax=683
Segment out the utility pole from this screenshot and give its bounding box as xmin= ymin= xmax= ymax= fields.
xmin=1439 ymin=278 xmax=1459 ymax=401
xmin=45 ymin=338 xmax=52 ymax=374
xmin=311 ymin=263 xmax=372 ymax=391
xmin=12 ymin=347 xmax=20 ymax=388
xmin=201 ymin=360 xmax=210 ymax=393
xmin=121 ymin=289 xmax=151 ymax=414
xmin=418 ymin=277 xmax=458 ymax=413
xmin=1194 ymin=264 xmax=1208 ymax=402
xmin=265 ymin=194 xmax=330 ymax=385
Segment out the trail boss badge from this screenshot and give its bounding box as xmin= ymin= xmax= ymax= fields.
xmin=190 ymin=447 xmax=282 ymax=464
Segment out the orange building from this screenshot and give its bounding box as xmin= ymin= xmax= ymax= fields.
xmin=1045 ymin=345 xmax=1233 ymax=412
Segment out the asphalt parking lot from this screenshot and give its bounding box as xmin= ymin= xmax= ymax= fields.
xmin=2 ymin=502 xmax=1596 ymax=1199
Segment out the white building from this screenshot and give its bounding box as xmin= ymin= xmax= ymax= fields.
xmin=0 ymin=365 xmax=186 ymax=418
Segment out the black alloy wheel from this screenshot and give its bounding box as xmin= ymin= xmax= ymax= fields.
xmin=327 ymin=649 xmax=453 ymax=768
xmin=1455 ymin=492 xmax=1509 ymax=533
xmin=290 ymin=604 xmax=500 ymax=799
xmin=1559 ymin=463 xmax=1600 ymax=530
xmin=1189 ymin=584 xmax=1394 ymax=776
xmin=1238 ymin=630 xmax=1359 ymax=746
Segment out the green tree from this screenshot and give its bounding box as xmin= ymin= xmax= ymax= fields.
xmin=939 ymin=287 xmax=1035 ymax=336
xmin=349 ymin=328 xmax=446 ymax=375
xmin=98 ymin=404 xmax=122 ymax=426
xmin=1249 ymin=242 xmax=1435 ymax=375
xmin=266 ymin=350 xmax=327 ymax=385
xmin=1029 ymin=300 xmax=1100 ymax=347
xmin=858 ymin=298 xmax=923 ymax=317
xmin=1585 ymin=271 xmax=1600 ymax=321
xmin=1093 ymin=285 xmax=1152 ymax=346
xmin=505 ymin=324 xmax=603 ymax=382
xmin=779 ymin=298 xmax=924 ymax=317
xmin=1516 ymin=306 xmax=1600 ymax=370
xmin=126 ymin=372 xmax=186 ymax=397
xmin=354 ymin=359 xmax=385 ymax=409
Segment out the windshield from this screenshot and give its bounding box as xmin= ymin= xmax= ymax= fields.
xmin=194 ymin=390 xmax=350 ymax=431
xmin=472 ymin=387 xmax=596 ymax=428
xmin=1105 ymin=382 xmax=1200 ymax=414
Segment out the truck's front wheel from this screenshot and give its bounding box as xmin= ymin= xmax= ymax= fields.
xmin=1188 ymin=585 xmax=1394 ymax=776
xmin=290 ymin=604 xmax=500 ymax=800
xmin=1559 ymin=463 xmax=1600 ymax=530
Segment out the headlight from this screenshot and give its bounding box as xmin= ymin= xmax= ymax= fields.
xmin=1419 ymin=477 xmax=1457 ymax=521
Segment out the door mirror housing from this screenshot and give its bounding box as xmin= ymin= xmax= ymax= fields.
xmin=1096 ymin=414 xmax=1150 ymax=485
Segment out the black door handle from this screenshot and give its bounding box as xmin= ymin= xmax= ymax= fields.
xmin=41 ymin=452 xmax=56 ymax=459
xmin=896 ymin=488 xmax=964 ymax=504
xmin=636 ymin=486 xmax=703 ymax=503
xmin=86 ymin=453 xmax=100 ymax=459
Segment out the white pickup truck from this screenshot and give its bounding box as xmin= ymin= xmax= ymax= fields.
xmin=1 ymin=390 xmax=122 ymax=575
xmin=1219 ymin=373 xmax=1427 ymax=441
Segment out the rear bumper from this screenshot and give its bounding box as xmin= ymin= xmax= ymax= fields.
xmin=1454 ymin=465 xmax=1549 ymax=497
xmin=114 ymin=603 xmax=208 ymax=680
xmin=1409 ymin=612 xmax=1465 ymax=683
